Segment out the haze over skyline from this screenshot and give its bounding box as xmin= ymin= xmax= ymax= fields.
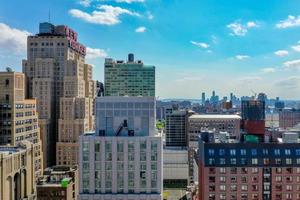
xmin=1 ymin=0 xmax=300 ymax=99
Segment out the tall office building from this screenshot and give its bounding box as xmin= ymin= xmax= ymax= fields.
xmin=0 ymin=71 xmax=43 ymax=178
xmin=165 ymin=108 xmax=194 ymax=147
xmin=79 ymin=55 xmax=162 ymax=200
xmin=23 ymin=22 xmax=95 ymax=166
xmin=241 ymin=99 xmax=265 ymax=136
xmin=79 ymin=97 xmax=162 ymax=200
xmin=104 ymin=54 xmax=155 ymax=97
xmin=201 ymin=92 xmax=205 ymax=105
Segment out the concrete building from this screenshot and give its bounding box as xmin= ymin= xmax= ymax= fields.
xmin=0 ymin=141 xmax=36 ymax=200
xmin=22 ymin=22 xmax=95 ymax=167
xmin=163 ymin=147 xmax=189 ymax=188
xmin=104 ymin=54 xmax=155 ymax=97
xmin=241 ymin=99 xmax=265 ymax=136
xmin=37 ymin=166 xmax=79 ymax=200
xmin=279 ymin=109 xmax=300 ymax=129
xmin=79 ymin=96 xmax=163 ymax=200
xmin=165 ymin=108 xmax=194 ymax=147
xmin=196 ymin=132 xmax=300 ymax=200
xmin=0 ymin=71 xmax=43 ymax=178
xmin=188 ymin=115 xmax=241 ymax=184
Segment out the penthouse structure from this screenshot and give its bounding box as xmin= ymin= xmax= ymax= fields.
xmin=23 ymin=22 xmax=96 ymax=166
xmin=0 ymin=70 xmax=43 ymax=178
xmin=0 ymin=141 xmax=36 ymax=200
xmin=197 ymin=132 xmax=300 ymax=200
xmin=37 ymin=166 xmax=79 ymax=200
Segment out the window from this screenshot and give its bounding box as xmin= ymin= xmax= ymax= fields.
xmin=251 ymin=149 xmax=257 ymax=156
xmin=275 ymin=176 xmax=282 ymax=182
xmin=296 ymin=149 xmax=300 ymax=155
xmin=220 ymin=168 xmax=226 ymax=174
xmin=263 ymin=149 xmax=268 ymax=155
xmin=209 ymin=158 xmax=215 ymax=165
xmin=219 ymin=158 xmax=225 ymax=165
xmin=220 ymin=185 xmax=226 ymax=191
xmin=220 ymin=176 xmax=226 ymax=183
xmin=274 ymin=149 xmax=280 ymax=155
xmin=208 ymin=149 xmax=214 ymax=156
xmin=240 ymin=149 xmax=246 ymax=155
xmin=241 ymin=158 xmax=247 ymax=165
xmin=286 ymin=158 xmax=292 ymax=165
xmin=285 ymin=149 xmax=291 ymax=155
xmin=230 ymin=149 xmax=236 ymax=156
xmin=241 ymin=185 xmax=248 ymax=191
xmin=252 ymin=158 xmax=258 ymax=165
xmin=219 ymin=149 xmax=225 ymax=156
xmin=275 ymin=158 xmax=281 ymax=165
xmin=252 ymin=168 xmax=258 ymax=173
xmin=263 ymin=158 xmax=270 ymax=165
xmin=230 ymin=158 xmax=236 ymax=165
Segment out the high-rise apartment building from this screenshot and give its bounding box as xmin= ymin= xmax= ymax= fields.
xmin=0 ymin=71 xmax=43 ymax=178
xmin=0 ymin=141 xmax=36 ymax=200
xmin=165 ymin=108 xmax=194 ymax=147
xmin=104 ymin=54 xmax=155 ymax=97
xmin=241 ymin=99 xmax=265 ymax=136
xmin=79 ymin=97 xmax=162 ymax=200
xmin=196 ymin=132 xmax=300 ymax=200
xmin=22 ymin=22 xmax=95 ymax=166
xmin=187 ymin=115 xmax=241 ymax=184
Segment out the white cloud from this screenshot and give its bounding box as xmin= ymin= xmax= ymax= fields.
xmin=135 ymin=26 xmax=146 ymax=33
xmin=274 ymin=50 xmax=289 ymax=57
xmin=190 ymin=41 xmax=209 ymax=49
xmin=235 ymin=55 xmax=250 ymax=60
xmin=227 ymin=21 xmax=258 ymax=36
xmin=238 ymin=76 xmax=261 ymax=83
xmin=69 ymin=5 xmax=140 ymax=25
xmin=275 ymin=76 xmax=300 ymax=89
xmin=276 ymin=15 xmax=300 ymax=29
xmin=79 ymin=0 xmax=91 ymax=7
xmin=292 ymin=45 xmax=300 ymax=52
xmin=283 ymin=59 xmax=300 ymax=70
xmin=0 ymin=22 xmax=31 ymax=55
xmin=261 ymin=67 xmax=276 ymax=73
xmin=116 ymin=0 xmax=145 ymax=3
xmin=175 ymin=76 xmax=202 ymax=82
xmin=86 ymin=47 xmax=108 ymax=59
xmin=147 ymin=12 xmax=153 ymax=20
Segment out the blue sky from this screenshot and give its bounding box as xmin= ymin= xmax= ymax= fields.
xmin=1 ymin=0 xmax=300 ymax=99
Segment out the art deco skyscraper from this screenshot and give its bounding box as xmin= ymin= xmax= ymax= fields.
xmin=0 ymin=70 xmax=43 ymax=178
xmin=23 ymin=22 xmax=96 ymax=167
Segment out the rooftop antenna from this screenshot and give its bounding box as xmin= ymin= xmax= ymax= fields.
xmin=251 ymin=89 xmax=257 ymax=99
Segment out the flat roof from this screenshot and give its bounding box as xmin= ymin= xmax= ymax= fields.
xmin=189 ymin=114 xmax=241 ymax=119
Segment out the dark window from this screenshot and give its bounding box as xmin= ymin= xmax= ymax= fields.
xmin=5 ymin=94 xmax=9 ymax=101
xmin=5 ymin=79 xmax=9 ymax=86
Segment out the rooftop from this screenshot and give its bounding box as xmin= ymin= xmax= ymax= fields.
xmin=189 ymin=114 xmax=241 ymax=119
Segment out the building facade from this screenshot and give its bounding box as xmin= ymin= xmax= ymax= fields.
xmin=197 ymin=132 xmax=300 ymax=200
xmin=188 ymin=115 xmax=241 ymax=184
xmin=279 ymin=109 xmax=300 ymax=129
xmin=104 ymin=54 xmax=155 ymax=97
xmin=22 ymin=22 xmax=95 ymax=166
xmin=37 ymin=166 xmax=79 ymax=200
xmin=241 ymin=99 xmax=265 ymax=136
xmin=79 ymin=96 xmax=162 ymax=200
xmin=0 ymin=141 xmax=36 ymax=200
xmin=165 ymin=108 xmax=193 ymax=147
xmin=0 ymin=71 xmax=43 ymax=178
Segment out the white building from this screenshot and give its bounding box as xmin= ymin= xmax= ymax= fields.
xmin=79 ymin=96 xmax=163 ymax=200
xmin=163 ymin=147 xmax=189 ymax=188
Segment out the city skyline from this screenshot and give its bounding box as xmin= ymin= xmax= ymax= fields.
xmin=1 ymin=0 xmax=300 ymax=99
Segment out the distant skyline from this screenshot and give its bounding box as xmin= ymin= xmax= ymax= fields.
xmin=1 ymin=0 xmax=300 ymax=99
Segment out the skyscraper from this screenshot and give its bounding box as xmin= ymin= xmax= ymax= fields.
xmin=78 ymin=54 xmax=162 ymax=200
xmin=201 ymin=92 xmax=205 ymax=105
xmin=0 ymin=70 xmax=43 ymax=178
xmin=23 ymin=22 xmax=96 ymax=166
xmin=241 ymin=99 xmax=265 ymax=136
xmin=104 ymin=54 xmax=155 ymax=97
